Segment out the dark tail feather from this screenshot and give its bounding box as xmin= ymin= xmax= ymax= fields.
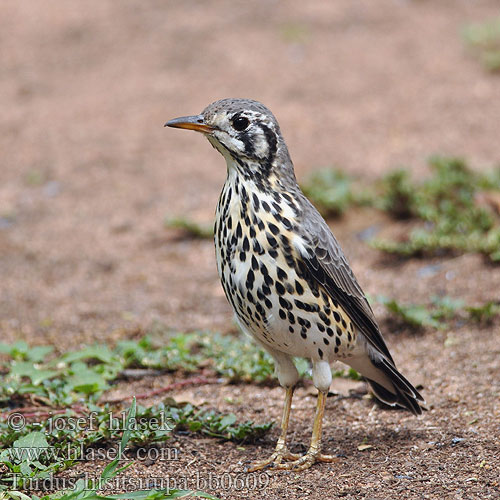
xmin=366 ymin=357 xmax=425 ymax=416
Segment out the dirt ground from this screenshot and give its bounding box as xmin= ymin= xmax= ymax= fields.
xmin=0 ymin=1 xmax=499 ymax=499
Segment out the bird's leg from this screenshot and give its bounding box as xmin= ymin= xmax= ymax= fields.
xmin=275 ymin=390 xmax=337 ymax=471
xmin=247 ymin=386 xmax=299 ymax=471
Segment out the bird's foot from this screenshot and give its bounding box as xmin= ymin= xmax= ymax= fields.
xmin=247 ymin=447 xmax=300 ymax=472
xmin=273 ymin=449 xmax=339 ymax=471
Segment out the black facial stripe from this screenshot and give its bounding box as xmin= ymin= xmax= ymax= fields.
xmin=238 ymin=132 xmax=255 ymax=157
xmin=258 ymin=123 xmax=277 ymax=172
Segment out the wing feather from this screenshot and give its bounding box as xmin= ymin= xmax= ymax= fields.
xmin=297 ymin=198 xmax=394 ymax=363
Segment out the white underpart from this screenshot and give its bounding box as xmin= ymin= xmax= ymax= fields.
xmin=291 ymin=234 xmax=311 ymax=259
xmin=237 ymin=315 xmax=299 ymax=388
xmin=312 ymin=360 xmax=333 ymax=393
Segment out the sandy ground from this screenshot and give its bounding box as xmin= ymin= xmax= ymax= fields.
xmin=0 ymin=1 xmax=499 ymax=499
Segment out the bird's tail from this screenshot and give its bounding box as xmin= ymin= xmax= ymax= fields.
xmin=347 ymin=352 xmax=425 ymax=416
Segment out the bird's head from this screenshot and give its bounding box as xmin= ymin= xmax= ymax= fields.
xmin=166 ymin=98 xmax=295 ymax=186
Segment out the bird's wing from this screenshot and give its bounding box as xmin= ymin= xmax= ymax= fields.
xmin=297 ymin=199 xmax=394 ymax=364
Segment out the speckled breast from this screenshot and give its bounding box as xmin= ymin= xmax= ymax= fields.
xmin=214 ymin=175 xmax=357 ymax=363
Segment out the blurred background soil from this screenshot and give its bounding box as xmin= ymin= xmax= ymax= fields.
xmin=0 ymin=1 xmax=499 ymax=499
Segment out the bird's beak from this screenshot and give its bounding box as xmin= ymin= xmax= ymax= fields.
xmin=164 ymin=114 xmax=214 ymax=133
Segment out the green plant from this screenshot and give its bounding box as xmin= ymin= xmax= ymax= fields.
xmin=376 ymin=169 xmax=417 ymax=219
xmin=463 ymin=17 xmax=500 ymax=72
xmin=378 ymin=295 xmax=499 ymax=330
xmin=301 ymin=168 xmax=367 ymax=217
xmin=373 ymin=156 xmax=500 ymax=261
xmin=164 ymin=217 xmax=213 ymax=239
xmin=0 ymin=399 xmax=220 ymax=500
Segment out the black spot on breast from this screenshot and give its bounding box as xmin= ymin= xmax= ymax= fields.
xmin=317 ymin=348 xmax=324 ymax=359
xmin=252 ymin=193 xmax=260 ymax=211
xmin=287 ymin=311 xmax=295 ymax=324
xmin=280 ymin=234 xmax=290 ymax=247
xmin=264 ymin=274 xmax=274 ymax=286
xmin=333 ymin=311 xmax=341 ymax=323
xmin=236 ymin=222 xmax=242 ymax=239
xmin=246 ymin=269 xmax=255 ymax=287
xmin=319 ymin=311 xmax=331 ymax=326
xmin=275 ymin=282 xmax=286 ymax=295
xmin=295 ymin=281 xmax=304 ymax=295
xmin=253 ymin=240 xmax=264 ymax=255
xmin=326 ymin=327 xmax=334 ymax=337
xmin=279 ymin=309 xmax=286 ymax=320
xmin=294 ymin=299 xmax=306 ymax=310
xmin=243 ymin=236 xmax=250 ymax=251
xmin=251 ymin=255 xmax=259 ymax=270
xmin=298 ymin=317 xmax=311 ymax=329
xmin=285 ymin=253 xmax=295 ymax=268
xmin=279 ymin=297 xmax=292 ymax=310
xmin=261 ymin=201 xmax=271 ymax=212
xmin=268 ymin=222 xmax=279 ymax=235
xmin=277 ymin=267 xmax=288 ymax=280
xmin=282 ymin=217 xmax=292 ymax=230
xmin=266 ymin=232 xmax=278 ymax=248
xmin=323 ymin=338 xmax=329 ymax=345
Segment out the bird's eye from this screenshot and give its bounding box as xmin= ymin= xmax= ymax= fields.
xmin=231 ymin=116 xmax=250 ymax=132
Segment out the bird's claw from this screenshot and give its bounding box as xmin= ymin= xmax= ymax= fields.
xmin=272 ymin=451 xmax=339 ymax=471
xmin=247 ymin=447 xmax=301 ymax=472
xmin=249 ymin=447 xmax=339 ymax=472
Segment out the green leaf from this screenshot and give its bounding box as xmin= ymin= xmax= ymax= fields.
xmin=219 ymin=414 xmax=237 ymax=429
xmin=188 ymin=421 xmax=202 ymax=432
xmin=27 ymin=346 xmax=54 ymax=362
xmin=164 ymin=217 xmax=213 ymax=239
xmin=62 ymin=345 xmax=115 ymax=364
xmin=101 ymin=398 xmax=136 ymax=482
xmin=9 ymin=362 xmax=59 ymax=385
xmin=12 ymin=432 xmax=49 ymax=462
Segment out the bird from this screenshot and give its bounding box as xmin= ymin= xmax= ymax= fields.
xmin=166 ymin=98 xmax=424 ymax=471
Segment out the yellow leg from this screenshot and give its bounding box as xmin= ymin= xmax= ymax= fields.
xmin=247 ymin=386 xmax=300 ymax=471
xmin=275 ymin=390 xmax=338 ymax=471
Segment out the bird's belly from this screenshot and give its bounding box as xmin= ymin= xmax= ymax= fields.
xmin=215 ymin=212 xmax=357 ymax=363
